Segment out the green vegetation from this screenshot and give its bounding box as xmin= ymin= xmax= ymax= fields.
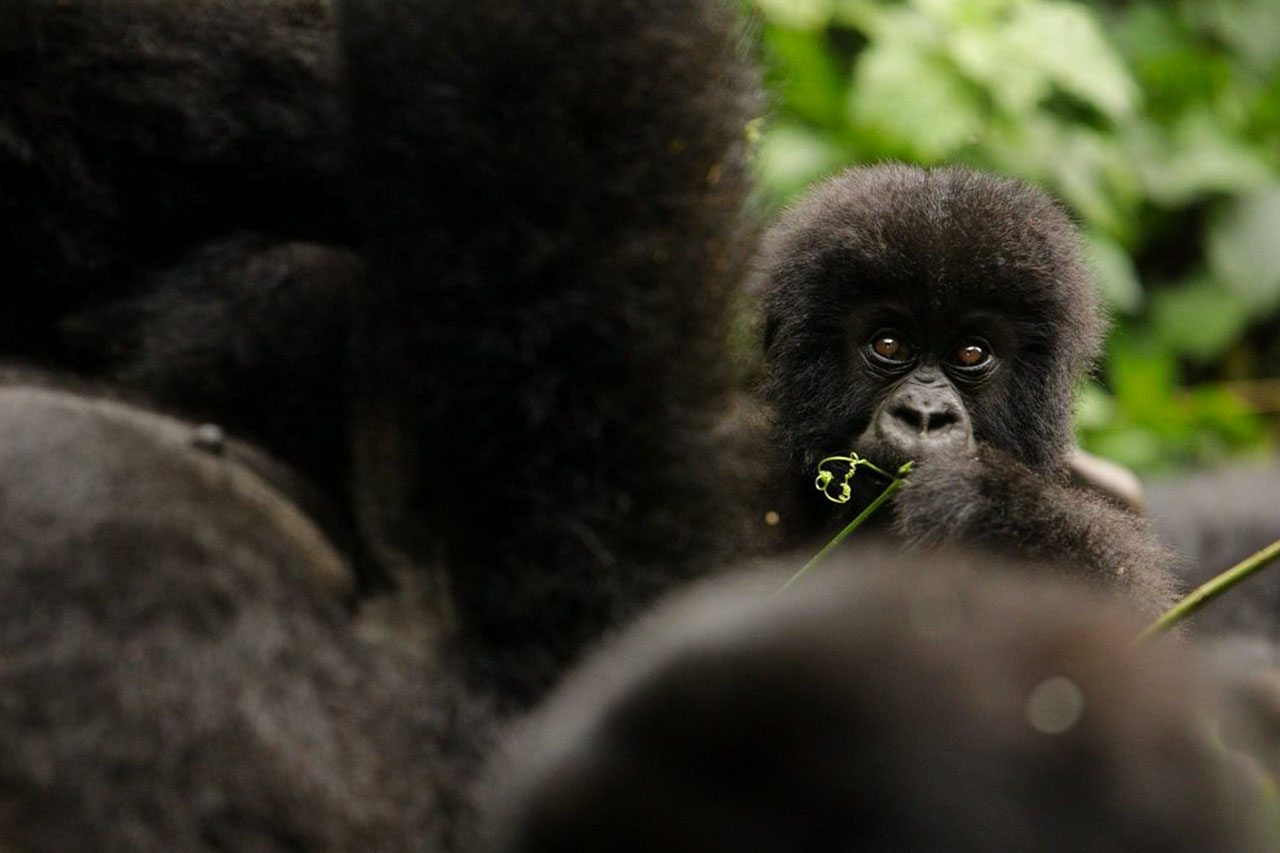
xmin=750 ymin=0 xmax=1280 ymax=471
xmin=780 ymin=458 xmax=915 ymax=593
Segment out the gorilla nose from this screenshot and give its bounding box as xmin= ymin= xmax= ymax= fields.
xmin=875 ymin=385 xmax=974 ymax=456
xmin=888 ymin=401 xmax=961 ymax=434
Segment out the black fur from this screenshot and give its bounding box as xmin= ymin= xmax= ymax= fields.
xmin=487 ymin=550 xmax=1267 ymax=852
xmin=0 ymin=0 xmax=348 ymax=361
xmin=65 ymin=237 xmax=364 ymax=505
xmin=339 ymin=0 xmax=763 ymax=702
xmin=2 ymin=0 xmax=368 ymax=523
xmin=757 ymin=165 xmax=1179 ymax=616
xmin=0 ymin=0 xmax=764 ymax=846
xmin=6 ymin=0 xmax=764 ymax=695
xmin=0 ymin=382 xmax=494 ymax=851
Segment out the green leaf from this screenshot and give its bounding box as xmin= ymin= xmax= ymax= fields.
xmin=849 ymin=40 xmax=984 ymax=160
xmin=1043 ymin=125 xmax=1138 ymax=239
xmin=753 ymin=0 xmax=834 ymax=30
xmin=1082 ymin=230 xmax=1145 ymax=313
xmin=832 ymin=0 xmax=888 ymax=31
xmin=757 ymin=122 xmax=847 ymax=202
xmin=1084 ymin=427 xmax=1168 ymax=472
xmin=1185 ymin=385 xmax=1266 ymax=448
xmin=1074 ymin=380 xmax=1117 ymax=432
xmin=1133 ymin=112 xmax=1274 ymax=205
xmin=1207 ymin=186 xmax=1280 ymax=312
xmin=948 ymin=26 xmax=1049 ymax=114
xmin=1107 ymin=333 xmax=1177 ymax=413
xmin=1187 ymin=0 xmax=1280 ymax=76
xmin=764 ymin=26 xmax=851 ymax=127
xmin=1005 ymin=2 xmax=1139 ymax=121
xmin=1149 ymin=277 xmax=1251 ymax=362
xmin=1112 ymin=2 xmax=1193 ymax=68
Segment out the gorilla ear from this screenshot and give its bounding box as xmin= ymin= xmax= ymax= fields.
xmin=1068 ymin=446 xmax=1144 ymax=512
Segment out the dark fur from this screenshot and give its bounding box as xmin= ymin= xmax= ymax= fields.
xmin=487 ymin=550 xmax=1267 ymax=852
xmin=0 ymin=0 xmax=348 ymax=361
xmin=339 ymin=0 xmax=763 ymax=702
xmin=757 ymin=165 xmax=1178 ymax=616
xmin=0 ymin=0 xmax=764 ymax=846
xmin=0 ymin=383 xmax=496 ymax=851
xmin=1145 ymin=462 xmax=1280 ymax=700
xmin=2 ymin=0 xmax=368 ymax=520
xmin=6 ymin=0 xmax=763 ymax=698
xmin=65 ymin=237 xmax=364 ymax=506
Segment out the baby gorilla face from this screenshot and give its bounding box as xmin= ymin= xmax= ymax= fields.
xmin=755 ymin=163 xmax=1182 ymax=625
xmin=852 ymin=325 xmax=993 ymax=466
xmin=759 ymin=164 xmax=1104 ymax=476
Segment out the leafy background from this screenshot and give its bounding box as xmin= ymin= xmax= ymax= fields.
xmin=748 ymin=0 xmax=1280 ymax=472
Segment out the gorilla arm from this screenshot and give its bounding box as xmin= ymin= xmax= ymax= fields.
xmin=892 ymin=444 xmax=1181 ymax=617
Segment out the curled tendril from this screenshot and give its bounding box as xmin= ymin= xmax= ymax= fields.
xmin=778 ymin=455 xmax=915 ymax=595
xmin=814 ymin=452 xmax=894 ymax=504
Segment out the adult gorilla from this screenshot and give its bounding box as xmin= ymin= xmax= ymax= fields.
xmin=0 ymin=0 xmax=761 ymax=847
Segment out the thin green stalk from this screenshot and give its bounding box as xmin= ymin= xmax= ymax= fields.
xmin=777 ymin=461 xmax=913 ymax=595
xmin=1137 ymin=536 xmax=1280 ymax=642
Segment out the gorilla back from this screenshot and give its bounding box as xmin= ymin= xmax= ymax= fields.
xmin=488 ymin=553 xmax=1266 ymax=852
xmin=0 ymin=381 xmax=486 ymax=851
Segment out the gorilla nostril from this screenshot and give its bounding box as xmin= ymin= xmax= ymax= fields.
xmin=925 ymin=409 xmax=960 ymax=432
xmin=889 ymin=404 xmax=925 ymax=431
xmin=891 ymin=404 xmax=960 ymax=434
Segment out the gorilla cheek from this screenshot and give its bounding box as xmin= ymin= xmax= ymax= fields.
xmin=858 ymin=378 xmax=976 ymax=463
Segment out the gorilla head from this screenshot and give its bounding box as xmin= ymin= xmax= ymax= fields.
xmin=485 ymin=549 xmax=1269 ymax=852
xmin=760 ymin=164 xmax=1103 ymax=478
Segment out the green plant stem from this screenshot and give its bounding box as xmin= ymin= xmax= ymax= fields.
xmin=777 ymin=463 xmax=912 ymax=595
xmin=1137 ymin=536 xmax=1280 ymax=642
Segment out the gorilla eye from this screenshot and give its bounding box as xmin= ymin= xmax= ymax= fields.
xmin=869 ymin=332 xmax=913 ymax=363
xmin=954 ymin=341 xmax=991 ymax=368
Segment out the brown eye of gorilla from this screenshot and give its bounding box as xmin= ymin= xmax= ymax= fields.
xmin=955 ymin=342 xmax=989 ymax=367
xmin=870 ymin=332 xmax=913 ymax=362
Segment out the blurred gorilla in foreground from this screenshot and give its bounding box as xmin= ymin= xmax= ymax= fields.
xmin=0 ymin=379 xmax=486 ymax=850
xmin=4 ymin=0 xmax=763 ymax=701
xmin=0 ymin=0 xmax=761 ymax=847
xmin=486 ymin=550 xmax=1272 ymax=853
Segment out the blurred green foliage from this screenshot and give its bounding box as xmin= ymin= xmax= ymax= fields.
xmin=749 ymin=0 xmax=1280 ymax=471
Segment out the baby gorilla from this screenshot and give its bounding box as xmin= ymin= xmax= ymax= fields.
xmin=758 ymin=165 xmax=1177 ymax=616
xmin=485 ymin=551 xmax=1269 ymax=852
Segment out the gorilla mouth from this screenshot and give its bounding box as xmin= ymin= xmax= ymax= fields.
xmin=850 ymin=424 xmax=913 ymax=472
